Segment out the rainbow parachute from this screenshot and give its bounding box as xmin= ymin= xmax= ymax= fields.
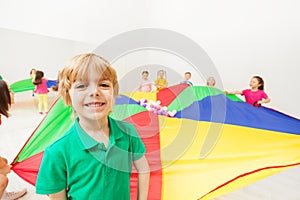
xmin=11 ymin=84 xmax=300 ymax=200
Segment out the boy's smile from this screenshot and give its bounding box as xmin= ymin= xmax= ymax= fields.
xmin=84 ymin=102 xmax=105 ymax=109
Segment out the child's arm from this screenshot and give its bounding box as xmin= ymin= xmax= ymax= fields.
xmin=0 ymin=157 xmax=11 ymax=176
xmin=0 ymin=157 xmax=8 ymax=164
xmin=0 ymin=174 xmax=8 ymax=198
xmin=36 ymin=147 xmax=67 ymax=197
xmin=134 ymin=156 xmax=150 ymax=200
xmin=147 ymin=83 xmax=152 ymax=92
xmin=154 ymin=79 xmax=158 ymax=87
xmin=48 ymin=189 xmax=67 ymax=200
xmin=258 ymin=97 xmax=270 ymax=105
xmin=164 ymin=80 xmax=168 ymax=87
xmin=224 ymin=90 xmax=243 ymax=95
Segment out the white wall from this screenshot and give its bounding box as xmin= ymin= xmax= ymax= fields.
xmin=1 ymin=25 xmax=299 ymax=118
xmin=0 ymin=28 xmax=95 ymax=83
xmin=143 ymin=0 xmax=300 ymax=118
xmin=112 ymin=50 xmax=207 ymax=92
xmin=0 ymin=0 xmax=299 ymax=118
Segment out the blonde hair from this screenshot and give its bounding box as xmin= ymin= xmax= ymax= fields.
xmin=59 ymin=53 xmax=119 ymax=106
xmin=206 ymin=76 xmax=216 ymax=86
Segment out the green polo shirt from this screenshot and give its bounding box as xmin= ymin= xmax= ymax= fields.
xmin=36 ymin=116 xmax=146 ymax=200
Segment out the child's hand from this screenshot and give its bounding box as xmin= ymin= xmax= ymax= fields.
xmin=0 ymin=157 xmax=8 ymax=164
xmin=0 ymin=157 xmax=11 ymax=176
xmin=253 ymin=101 xmax=262 ymax=107
xmin=0 ymin=165 xmax=11 ymax=176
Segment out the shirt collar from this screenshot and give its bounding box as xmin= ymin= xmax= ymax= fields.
xmin=108 ymin=116 xmax=124 ymax=142
xmin=75 ymin=116 xmax=124 ymax=150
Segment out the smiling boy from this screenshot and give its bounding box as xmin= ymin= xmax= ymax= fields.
xmin=36 ymin=53 xmax=149 ymax=200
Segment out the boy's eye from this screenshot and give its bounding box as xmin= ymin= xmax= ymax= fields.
xmin=75 ymin=84 xmax=86 ymax=89
xmin=99 ymin=83 xmax=110 ymax=87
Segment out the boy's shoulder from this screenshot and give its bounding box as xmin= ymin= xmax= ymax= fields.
xmin=46 ymin=125 xmax=77 ymax=152
xmin=110 ymin=117 xmax=138 ymax=137
xmin=110 ymin=117 xmax=135 ymax=131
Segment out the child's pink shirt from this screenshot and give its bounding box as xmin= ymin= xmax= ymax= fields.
xmin=34 ymin=78 xmax=49 ymax=94
xmin=242 ymin=89 xmax=268 ymax=105
xmin=139 ymin=79 xmax=152 ymax=92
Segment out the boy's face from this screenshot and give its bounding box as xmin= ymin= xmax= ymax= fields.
xmin=184 ymin=73 xmax=191 ymax=80
xmin=69 ymin=69 xmax=114 ymax=122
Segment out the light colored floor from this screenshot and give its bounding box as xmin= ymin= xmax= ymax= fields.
xmin=1 ymin=91 xmax=300 ymax=200
xmin=0 ymin=91 xmax=54 ymax=200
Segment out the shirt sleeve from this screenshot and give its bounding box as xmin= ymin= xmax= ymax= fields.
xmin=36 ymin=147 xmax=67 ymax=194
xmin=129 ymin=126 xmax=146 ymax=161
xmin=242 ymin=89 xmax=247 ymax=96
xmin=261 ymin=91 xmax=268 ymax=99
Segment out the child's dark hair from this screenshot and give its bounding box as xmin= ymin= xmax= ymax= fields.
xmin=185 ymin=72 xmax=191 ymax=76
xmin=253 ymin=76 xmax=264 ymax=90
xmin=0 ymin=80 xmax=11 ymax=118
xmin=33 ymin=70 xmax=44 ymax=85
xmin=142 ymin=71 xmax=149 ymax=75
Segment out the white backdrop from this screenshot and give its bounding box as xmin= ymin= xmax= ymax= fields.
xmin=0 ymin=0 xmax=299 ymax=118
xmin=0 ymin=28 xmax=94 ymax=83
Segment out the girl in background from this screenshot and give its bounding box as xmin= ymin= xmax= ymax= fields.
xmin=155 ymin=70 xmax=168 ymax=91
xmin=225 ymin=76 xmax=270 ymax=107
xmin=33 ymin=70 xmax=49 ymax=114
xmin=138 ymin=71 xmax=153 ymax=92
xmin=0 ymin=80 xmax=27 ymax=199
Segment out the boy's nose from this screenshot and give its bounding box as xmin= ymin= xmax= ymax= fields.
xmin=89 ymin=85 xmax=101 ymax=97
